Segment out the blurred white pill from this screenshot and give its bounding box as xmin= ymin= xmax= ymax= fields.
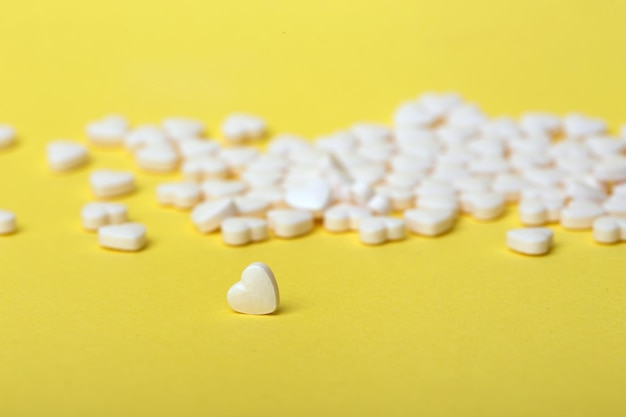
xmin=46 ymin=141 xmax=88 ymax=172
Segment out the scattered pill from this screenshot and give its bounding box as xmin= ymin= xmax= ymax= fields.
xmin=222 ymin=113 xmax=267 ymax=143
xmin=267 ymin=209 xmax=314 ymax=238
xmin=81 ymin=202 xmax=127 ymax=231
xmin=86 ymin=115 xmax=128 ymax=146
xmin=221 ymin=217 xmax=269 ymax=246
xmin=560 ymin=200 xmax=605 ymax=230
xmin=191 ymin=198 xmax=237 ymax=233
xmin=156 ymin=182 xmax=201 ymax=209
xmin=135 ymin=144 xmax=179 ymax=173
xmin=593 ymin=216 xmax=621 ymax=244
xmin=323 ymin=203 xmax=370 ymax=232
xmin=404 ymin=209 xmax=455 ymax=236
xmin=46 ymin=141 xmax=88 ymax=172
xmin=0 ymin=209 xmax=17 ymax=235
xmin=285 ymin=178 xmax=332 ymax=216
xmin=358 ymin=216 xmax=405 ymax=245
xmin=98 ymin=222 xmax=147 ymax=251
xmin=89 ymin=170 xmax=135 ymax=199
xmin=506 ymin=227 xmax=553 ymax=256
xmin=162 ymin=117 xmax=205 ymax=141
xmin=518 ymin=200 xmax=548 ymax=226
xmin=0 ymin=124 xmax=16 ymax=148
xmin=227 ymin=262 xmax=279 ymax=315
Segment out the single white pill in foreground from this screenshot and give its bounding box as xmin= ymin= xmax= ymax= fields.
xmin=81 ymin=202 xmax=127 ymax=231
xmin=267 ymin=209 xmax=314 ymax=238
xmin=90 ymin=170 xmax=135 ymax=198
xmin=191 ymin=198 xmax=237 ymax=233
xmin=593 ymin=217 xmax=621 ymax=244
xmin=47 ymin=141 xmax=88 ymax=172
xmin=0 ymin=209 xmax=17 ymax=235
xmin=221 ymin=217 xmax=269 ymax=246
xmin=227 ymin=262 xmax=279 ymax=315
xmin=98 ymin=222 xmax=147 ymax=251
xmin=506 ymin=228 xmax=554 ymax=256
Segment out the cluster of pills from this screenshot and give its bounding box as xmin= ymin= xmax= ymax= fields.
xmin=4 ymin=92 xmax=626 ymax=258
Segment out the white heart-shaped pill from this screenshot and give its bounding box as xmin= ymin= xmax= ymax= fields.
xmin=323 ymin=203 xmax=371 ymax=232
xmin=404 ymin=209 xmax=455 ymax=236
xmin=201 ymin=180 xmax=247 ymax=200
xmin=221 ymin=217 xmax=269 ymax=246
xmin=593 ymin=216 xmax=621 ymax=244
xmin=560 ymin=200 xmax=604 ymax=230
xmin=98 ymin=222 xmax=147 ymax=251
xmin=222 ymin=114 xmax=267 ymax=142
xmin=47 ymin=141 xmax=88 ymax=172
xmin=90 ymin=170 xmax=135 ymax=199
xmin=162 ymin=117 xmax=205 ymax=140
xmin=0 ymin=209 xmax=17 ymax=235
xmin=267 ymin=209 xmax=314 ymax=238
xmin=135 ymin=145 xmax=179 ymax=172
xmin=358 ymin=216 xmax=406 ymax=245
xmin=156 ymin=182 xmax=201 ymax=209
xmin=506 ymin=227 xmax=554 ymax=256
xmin=285 ymin=178 xmax=332 ymax=213
xmin=86 ymin=115 xmax=128 ymax=146
xmin=191 ymin=198 xmax=237 ymax=233
xmin=227 ymin=262 xmax=279 ymax=315
xmin=124 ymin=125 xmax=170 ymax=151
xmin=81 ymin=202 xmax=127 ymax=231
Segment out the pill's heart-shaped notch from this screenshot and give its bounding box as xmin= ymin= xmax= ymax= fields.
xmin=227 ymin=262 xmax=280 ymax=315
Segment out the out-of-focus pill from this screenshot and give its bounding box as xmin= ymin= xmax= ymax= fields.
xmin=518 ymin=200 xmax=547 ymax=226
xmin=98 ymin=222 xmax=147 ymax=251
xmin=0 ymin=124 xmax=16 ymax=148
xmin=267 ymin=209 xmax=314 ymax=238
xmin=179 ymin=138 xmax=220 ymax=160
xmin=201 ymin=180 xmax=247 ymax=200
xmin=285 ymin=178 xmax=332 ymax=216
xmin=182 ymin=157 xmax=229 ymax=182
xmin=162 ymin=117 xmax=205 ymax=141
xmin=234 ymin=196 xmax=271 ymax=217
xmin=464 ymin=192 xmax=505 ymax=221
xmin=124 ymin=125 xmax=169 ymax=151
xmin=506 ymin=227 xmax=553 ymax=255
xmin=46 ymin=141 xmax=88 ymax=172
xmin=0 ymin=209 xmax=17 ymax=235
xmin=593 ymin=217 xmax=621 ymax=244
xmin=323 ymin=203 xmax=370 ymax=232
xmin=81 ymin=202 xmax=127 ymax=231
xmin=221 ymin=217 xmax=269 ymax=246
xmin=358 ymin=216 xmax=405 ymax=245
xmin=603 ymin=195 xmax=626 ymax=217
xmin=222 ymin=113 xmax=267 ymax=143
xmin=404 ymin=208 xmax=455 ymax=236
xmin=563 ymin=113 xmax=606 ymax=138
xmin=86 ymin=115 xmax=128 ymax=146
xmin=191 ymin=198 xmax=237 ymax=233
xmin=156 ymin=182 xmax=201 ymax=209
xmin=560 ymin=200 xmax=605 ymax=230
xmin=90 ymin=170 xmax=135 ymax=199
xmin=135 ymin=144 xmax=179 ymax=173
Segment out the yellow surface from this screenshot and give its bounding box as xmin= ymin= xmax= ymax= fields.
xmin=1 ymin=1 xmax=626 ymax=416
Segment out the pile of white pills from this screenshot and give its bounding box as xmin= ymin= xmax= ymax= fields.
xmin=5 ymin=93 xmax=626 ymax=257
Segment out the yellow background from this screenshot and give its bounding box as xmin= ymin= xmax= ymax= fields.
xmin=1 ymin=0 xmax=626 ymax=416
